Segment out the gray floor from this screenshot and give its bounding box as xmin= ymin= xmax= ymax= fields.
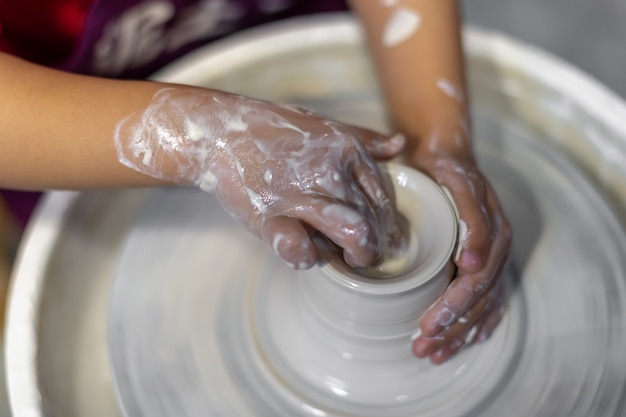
xmin=463 ymin=0 xmax=626 ymax=100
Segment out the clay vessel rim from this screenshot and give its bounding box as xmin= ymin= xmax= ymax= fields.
xmin=317 ymin=163 xmax=458 ymax=296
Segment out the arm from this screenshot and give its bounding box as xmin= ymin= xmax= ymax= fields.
xmin=349 ymin=0 xmax=468 ymax=156
xmin=0 ymin=52 xmax=405 ymax=269
xmin=0 ymin=53 xmax=164 ymax=189
xmin=349 ymin=0 xmax=512 ymax=363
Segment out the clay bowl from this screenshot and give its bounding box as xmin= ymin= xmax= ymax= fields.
xmin=255 ymin=163 xmax=458 ymax=409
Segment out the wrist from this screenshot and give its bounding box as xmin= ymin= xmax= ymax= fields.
xmin=402 ymin=117 xmax=473 ymax=163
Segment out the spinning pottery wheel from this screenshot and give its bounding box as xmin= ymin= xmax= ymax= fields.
xmin=6 ymin=15 xmax=626 ymax=417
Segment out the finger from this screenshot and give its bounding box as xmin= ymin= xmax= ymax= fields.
xmin=418 ymin=220 xmax=510 ymax=337
xmin=457 ymin=183 xmax=510 ymax=276
xmin=423 ymin=297 xmax=501 ymax=364
xmin=427 ymin=291 xmax=502 ymax=364
xmin=428 ymin=335 xmax=466 ymax=364
xmin=433 ymin=277 xmax=504 ymax=342
xmin=427 ymin=307 xmax=493 ymax=364
xmin=350 ymin=158 xmax=402 ymax=252
xmin=412 ymin=279 xmax=498 ymax=358
xmin=261 ymin=215 xmax=319 ymax=269
xmin=285 ymin=193 xmax=381 ymax=267
xmin=444 ymin=172 xmax=490 ymax=273
xmin=358 ymin=131 xmax=406 ymax=160
xmin=475 ymin=281 xmax=506 ymax=343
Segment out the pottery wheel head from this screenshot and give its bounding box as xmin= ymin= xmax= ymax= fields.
xmin=105 ymin=17 xmax=626 ymax=417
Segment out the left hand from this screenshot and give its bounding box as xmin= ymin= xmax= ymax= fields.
xmin=409 ymin=148 xmax=512 ymax=364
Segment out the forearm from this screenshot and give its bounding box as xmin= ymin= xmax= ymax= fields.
xmin=349 ymin=0 xmax=470 ymax=159
xmin=351 ymin=2 xmax=512 ymax=363
xmin=0 ymin=52 xmax=169 ymax=190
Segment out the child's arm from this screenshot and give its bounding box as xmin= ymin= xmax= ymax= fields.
xmin=0 ymin=53 xmax=163 ymax=189
xmin=0 ymin=52 xmax=405 ymax=270
xmin=350 ymin=0 xmax=512 ymax=363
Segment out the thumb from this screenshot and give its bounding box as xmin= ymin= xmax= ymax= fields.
xmin=359 ymin=131 xmax=406 ymax=160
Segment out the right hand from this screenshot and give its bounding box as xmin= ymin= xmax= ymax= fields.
xmin=115 ymin=87 xmax=406 ymax=269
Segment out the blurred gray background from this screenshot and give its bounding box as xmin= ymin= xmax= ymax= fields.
xmin=462 ymin=0 xmax=626 ymax=99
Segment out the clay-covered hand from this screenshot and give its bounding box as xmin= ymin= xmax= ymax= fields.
xmin=410 ymin=149 xmax=512 ymax=364
xmin=115 ymin=87 xmax=405 ymax=269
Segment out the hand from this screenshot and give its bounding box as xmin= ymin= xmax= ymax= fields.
xmin=409 ymin=149 xmax=512 ymax=364
xmin=115 ymin=87 xmax=406 ymax=269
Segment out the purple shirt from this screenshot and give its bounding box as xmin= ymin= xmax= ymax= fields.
xmin=2 ymin=0 xmax=348 ymax=226
xmin=64 ymin=0 xmax=348 ymax=78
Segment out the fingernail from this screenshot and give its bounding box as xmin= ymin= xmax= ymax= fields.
xmin=459 ymin=251 xmax=482 ymax=270
xmin=389 ymin=132 xmax=406 ymax=148
xmin=294 ymin=259 xmax=315 ymax=270
xmin=430 ymin=348 xmax=449 ymax=364
xmin=475 ymin=328 xmax=491 ymax=343
xmin=414 ymin=340 xmax=439 ymax=358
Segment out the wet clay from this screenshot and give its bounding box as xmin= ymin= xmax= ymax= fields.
xmin=107 ymin=19 xmax=626 ymax=417
xmin=6 ymin=17 xmax=626 ymax=417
